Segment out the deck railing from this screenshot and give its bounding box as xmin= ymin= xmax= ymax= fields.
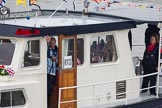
xmin=58 ymin=72 xmax=161 ymax=108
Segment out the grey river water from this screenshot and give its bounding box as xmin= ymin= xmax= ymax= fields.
xmin=3 ymin=0 xmax=162 ymax=12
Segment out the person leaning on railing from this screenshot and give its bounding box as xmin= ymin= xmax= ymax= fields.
xmin=141 ymin=34 xmax=159 ymax=95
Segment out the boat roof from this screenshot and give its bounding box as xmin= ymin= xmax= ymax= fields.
xmin=35 ymin=0 xmax=162 ymax=24
xmin=1 ymin=0 xmax=162 ymax=38
xmin=0 ymin=10 xmax=136 ymax=37
xmin=45 ymin=1 xmax=162 ymax=24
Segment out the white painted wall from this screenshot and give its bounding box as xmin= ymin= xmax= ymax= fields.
xmin=0 ymin=37 xmax=47 ymax=108
xmin=77 ymin=30 xmax=140 ymax=107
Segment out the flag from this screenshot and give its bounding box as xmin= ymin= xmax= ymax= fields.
xmin=0 ymin=0 xmax=6 ymax=3
xmin=16 ymin=0 xmax=27 ymax=6
xmin=0 ymin=0 xmax=6 ymax=6
xmin=6 ymin=68 xmax=15 ymax=76
xmin=30 ymin=0 xmax=37 ymax=5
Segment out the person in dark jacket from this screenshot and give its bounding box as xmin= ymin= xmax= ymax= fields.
xmin=47 ymin=37 xmax=58 ymax=106
xmin=145 ymin=24 xmax=160 ymax=47
xmin=141 ymin=34 xmax=159 ymax=95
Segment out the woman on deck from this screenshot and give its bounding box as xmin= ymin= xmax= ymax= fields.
xmin=141 ymin=34 xmax=159 ymax=95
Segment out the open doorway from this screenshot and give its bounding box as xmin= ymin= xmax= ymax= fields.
xmin=46 ymin=36 xmax=59 ymax=108
xmin=131 ymin=23 xmax=161 ymax=97
xmin=47 ymin=35 xmax=77 ymax=108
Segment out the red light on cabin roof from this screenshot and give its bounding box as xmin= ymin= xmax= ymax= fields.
xmin=15 ymin=29 xmax=40 ymax=36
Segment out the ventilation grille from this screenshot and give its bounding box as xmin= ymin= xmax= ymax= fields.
xmin=116 ymin=80 xmax=126 ymax=99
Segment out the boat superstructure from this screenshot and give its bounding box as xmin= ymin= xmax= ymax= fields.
xmin=0 ymin=1 xmax=162 ymax=108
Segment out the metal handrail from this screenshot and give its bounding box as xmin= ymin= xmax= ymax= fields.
xmin=58 ymin=72 xmax=160 ymax=108
xmin=59 ymin=72 xmax=158 ymax=90
xmin=59 ymin=85 xmax=157 ymax=104
xmin=132 ymin=45 xmax=145 ymax=46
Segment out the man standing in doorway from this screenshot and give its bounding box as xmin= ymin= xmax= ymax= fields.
xmin=47 ymin=37 xmax=58 ymax=107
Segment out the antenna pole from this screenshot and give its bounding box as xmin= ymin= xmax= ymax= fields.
xmin=48 ymin=0 xmax=67 ymax=19
xmin=42 ymin=0 xmax=67 ymax=26
xmin=73 ymin=0 xmax=76 ymax=10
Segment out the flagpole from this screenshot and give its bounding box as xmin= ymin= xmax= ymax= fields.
xmin=48 ymin=0 xmax=67 ymax=19
xmin=27 ymin=0 xmax=30 ymax=18
xmin=15 ymin=0 xmax=17 ymax=23
xmin=42 ymin=0 xmax=67 ymax=26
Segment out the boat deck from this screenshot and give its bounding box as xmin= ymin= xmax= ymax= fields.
xmin=116 ymin=94 xmax=162 ymax=108
xmin=79 ymin=76 xmax=162 ymax=108
xmin=116 ymin=76 xmax=162 ymax=108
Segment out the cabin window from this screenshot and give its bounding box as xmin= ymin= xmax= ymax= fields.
xmin=90 ymin=35 xmax=117 ymax=63
xmin=77 ymin=38 xmax=84 ymax=65
xmin=23 ymin=40 xmax=40 ymax=67
xmin=0 ymin=89 xmax=26 ymax=107
xmin=0 ymin=38 xmax=16 ymax=65
xmin=62 ymin=38 xmax=75 ymax=69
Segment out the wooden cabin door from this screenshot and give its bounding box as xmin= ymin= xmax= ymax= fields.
xmin=58 ymin=35 xmax=77 ymax=108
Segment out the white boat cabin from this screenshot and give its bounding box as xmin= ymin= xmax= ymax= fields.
xmin=0 ymin=9 xmax=161 ymax=108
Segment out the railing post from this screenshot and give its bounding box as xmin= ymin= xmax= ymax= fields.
xmin=125 ymin=90 xmax=128 ymax=105
xmin=57 ymin=73 xmax=160 ymax=108
xmin=157 ymin=27 xmax=162 ymax=98
xmin=92 ymin=84 xmax=95 ymax=108
xmin=156 ymin=71 xmax=160 ymax=98
xmin=58 ymin=88 xmax=61 ymax=108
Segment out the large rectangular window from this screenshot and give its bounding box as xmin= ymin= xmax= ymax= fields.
xmin=0 ymin=39 xmax=16 ymax=65
xmin=62 ymin=38 xmax=75 ymax=69
xmin=0 ymin=89 xmax=26 ymax=107
xmin=77 ymin=38 xmax=84 ymax=65
xmin=90 ymin=35 xmax=117 ymax=63
xmin=23 ymin=40 xmax=40 ymax=67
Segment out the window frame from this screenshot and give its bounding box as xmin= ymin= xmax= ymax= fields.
xmin=22 ymin=39 xmax=41 ymax=68
xmin=89 ymin=33 xmax=119 ymax=66
xmin=62 ymin=37 xmax=76 ymax=70
xmin=0 ymin=38 xmax=17 ymax=66
xmin=76 ymin=37 xmax=85 ymax=66
xmin=0 ymin=88 xmax=27 ymax=108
